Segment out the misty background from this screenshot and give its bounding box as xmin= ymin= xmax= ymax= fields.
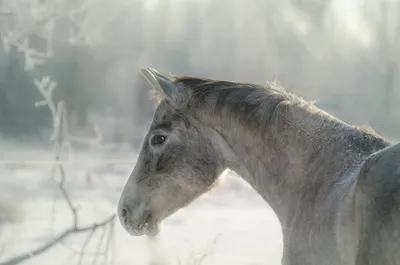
xmin=0 ymin=0 xmax=399 ymax=147
xmin=0 ymin=0 xmax=399 ymax=264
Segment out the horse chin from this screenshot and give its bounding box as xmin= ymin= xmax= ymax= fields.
xmin=144 ymin=223 xmax=160 ymax=237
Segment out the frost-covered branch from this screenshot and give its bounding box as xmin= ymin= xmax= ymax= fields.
xmin=0 ymin=215 xmax=115 ymax=265
xmin=0 ymin=75 xmax=117 ymax=264
xmin=1 ymin=0 xmax=106 ymax=53
xmin=33 ymin=75 xmax=116 ymax=264
xmin=1 ymin=30 xmax=48 ymax=71
xmin=0 ymin=48 xmax=115 ymax=265
xmin=0 ymin=2 xmax=119 ymax=264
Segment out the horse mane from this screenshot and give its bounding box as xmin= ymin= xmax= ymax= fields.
xmin=174 ymin=76 xmax=310 ymax=130
xmin=173 ymin=75 xmax=390 ymax=154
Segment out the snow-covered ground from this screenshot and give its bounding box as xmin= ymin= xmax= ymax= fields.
xmin=0 ymin=143 xmax=283 ymax=265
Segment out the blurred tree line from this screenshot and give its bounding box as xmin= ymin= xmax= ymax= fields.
xmin=0 ymin=0 xmax=399 ymax=143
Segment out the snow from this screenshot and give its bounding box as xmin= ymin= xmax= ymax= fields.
xmin=0 ymin=145 xmax=283 ymax=265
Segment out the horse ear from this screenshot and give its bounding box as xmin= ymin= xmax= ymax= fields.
xmin=140 ymin=67 xmax=189 ymax=107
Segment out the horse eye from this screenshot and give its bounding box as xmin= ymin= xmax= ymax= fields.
xmin=151 ymin=135 xmax=166 ymax=146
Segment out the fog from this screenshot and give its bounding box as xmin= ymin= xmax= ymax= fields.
xmin=0 ymin=0 xmax=399 ymax=142
xmin=0 ymin=0 xmax=399 ymax=264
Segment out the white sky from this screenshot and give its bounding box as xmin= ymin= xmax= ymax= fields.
xmin=331 ymin=0 xmax=372 ymax=45
xmin=143 ymin=0 xmax=386 ymax=46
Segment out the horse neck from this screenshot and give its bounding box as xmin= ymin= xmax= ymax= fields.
xmin=205 ymin=101 xmax=353 ymax=224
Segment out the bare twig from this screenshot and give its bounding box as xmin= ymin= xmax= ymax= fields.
xmin=101 ymin=220 xmax=114 ymax=265
xmin=49 ymin=179 xmax=58 ymax=236
xmin=77 ymin=226 xmax=97 ymax=265
xmin=57 ymin=159 xmax=79 ymax=230
xmin=91 ymin=226 xmax=107 ymax=265
xmin=109 ymin=221 xmax=116 ymax=265
xmin=52 ymin=220 xmax=114 ymax=260
xmin=0 ymin=215 xmax=116 ymax=265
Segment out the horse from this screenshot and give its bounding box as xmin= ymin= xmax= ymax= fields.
xmin=118 ymin=67 xmax=400 ymax=265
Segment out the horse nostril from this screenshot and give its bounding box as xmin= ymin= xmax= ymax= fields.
xmin=121 ymin=207 xmax=129 ymax=224
xmin=143 ymin=210 xmax=152 ymax=224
